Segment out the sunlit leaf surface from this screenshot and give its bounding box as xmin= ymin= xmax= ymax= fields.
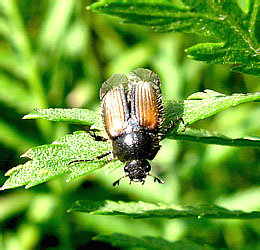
xmin=2 ymin=89 xmax=259 ymax=190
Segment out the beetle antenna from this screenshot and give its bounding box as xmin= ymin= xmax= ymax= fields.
xmin=113 ymin=175 xmax=128 ymax=186
xmin=67 ymin=151 xmax=112 ymax=165
xmin=148 ymin=173 xmax=164 ymax=184
xmin=178 ymin=117 xmax=186 ymax=132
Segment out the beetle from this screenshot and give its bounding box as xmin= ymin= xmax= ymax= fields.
xmin=69 ymin=68 xmax=185 ymax=186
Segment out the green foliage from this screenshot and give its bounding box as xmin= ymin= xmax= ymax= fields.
xmin=89 ymin=0 xmax=260 ymax=75
xmin=1 ymin=89 xmax=259 ymax=190
xmin=164 ymin=90 xmax=260 ymax=128
xmin=0 ymin=0 xmax=259 ymax=249
xmin=1 ymin=132 xmax=115 ymax=189
xmin=70 ymin=200 xmax=260 ymax=219
xmin=93 ymin=233 xmax=211 ymax=249
xmin=173 ymin=128 xmax=260 ymax=147
xmin=23 ymin=108 xmax=103 ymax=130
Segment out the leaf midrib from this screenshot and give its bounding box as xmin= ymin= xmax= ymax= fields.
xmin=210 ymin=2 xmax=257 ymax=50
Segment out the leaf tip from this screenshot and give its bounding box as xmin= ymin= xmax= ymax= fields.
xmin=23 ymin=108 xmax=40 ymax=119
xmin=0 ymin=181 xmax=16 ymax=190
xmin=65 ymin=178 xmax=71 ymax=183
xmin=22 ymin=114 xmax=29 ymax=119
xmin=5 ymin=164 xmax=23 ymax=176
xmin=87 ymin=3 xmax=96 ymax=11
xmin=20 ymin=149 xmax=32 ymax=159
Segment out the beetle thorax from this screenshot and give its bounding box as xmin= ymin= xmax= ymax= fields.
xmin=112 ymin=131 xmax=160 ymax=162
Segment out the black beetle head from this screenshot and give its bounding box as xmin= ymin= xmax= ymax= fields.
xmin=112 ymin=159 xmax=164 ymax=186
xmin=124 ymin=160 xmax=151 ymax=183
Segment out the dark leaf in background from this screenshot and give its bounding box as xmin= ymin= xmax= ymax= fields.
xmin=89 ymin=0 xmax=260 ymax=75
xmin=70 ymin=200 xmax=260 ymax=219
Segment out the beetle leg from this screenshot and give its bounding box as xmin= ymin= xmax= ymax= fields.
xmin=166 ymin=117 xmax=186 ymax=134
xmin=67 ymin=151 xmax=112 ymax=165
xmin=76 ymin=125 xmax=108 ymax=141
xmin=89 ymin=131 xmax=108 ymax=142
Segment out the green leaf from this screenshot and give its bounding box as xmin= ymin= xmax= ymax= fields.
xmin=38 ymin=0 xmax=75 ymax=51
xmin=0 ymin=73 xmax=33 ymax=112
xmin=0 ymin=120 xmax=36 ymax=154
xmin=69 ymin=200 xmax=260 ymax=219
xmin=216 ymin=187 xmax=260 ymax=211
xmin=23 ymin=90 xmax=260 ymax=133
xmin=1 ymin=0 xmax=51 ymax=138
xmin=1 ymin=131 xmax=118 ymax=189
xmin=93 ymin=233 xmax=211 ymax=249
xmin=88 ymin=0 xmax=260 ymax=75
xmin=0 ymin=191 xmax=34 ymax=222
xmin=23 ymin=108 xmax=103 ymax=130
xmin=2 ymin=88 xmax=260 ymax=189
xmin=170 ymin=128 xmax=260 ymax=147
xmin=163 ymin=90 xmax=260 ymax=132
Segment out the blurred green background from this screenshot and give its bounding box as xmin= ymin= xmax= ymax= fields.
xmin=0 ymin=0 xmax=259 ymax=249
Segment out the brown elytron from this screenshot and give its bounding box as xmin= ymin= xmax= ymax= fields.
xmin=132 ymin=81 xmax=160 ymax=130
xmin=102 ymin=87 xmax=127 ymax=138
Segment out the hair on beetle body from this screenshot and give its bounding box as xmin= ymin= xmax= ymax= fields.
xmin=68 ymin=68 xmax=185 ymax=186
